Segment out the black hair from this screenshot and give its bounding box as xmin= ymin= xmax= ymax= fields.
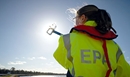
xmin=77 ymin=5 xmax=116 ymax=34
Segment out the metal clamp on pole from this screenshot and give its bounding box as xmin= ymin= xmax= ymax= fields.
xmin=46 ymin=24 xmax=62 ymax=35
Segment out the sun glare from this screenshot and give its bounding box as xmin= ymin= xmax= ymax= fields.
xmin=35 ymin=20 xmax=60 ymax=43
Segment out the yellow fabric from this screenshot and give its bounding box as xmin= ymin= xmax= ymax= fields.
xmin=84 ymin=20 xmax=97 ymax=27
xmin=53 ymin=35 xmax=72 ymax=69
xmin=53 ymin=21 xmax=130 ymax=77
xmin=115 ymin=54 xmax=130 ymax=77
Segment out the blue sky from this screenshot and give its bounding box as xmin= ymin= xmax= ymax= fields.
xmin=0 ymin=0 xmax=130 ymax=73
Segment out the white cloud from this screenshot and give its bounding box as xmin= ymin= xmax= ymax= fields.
xmin=8 ymin=61 xmax=26 ymax=65
xmin=45 ymin=62 xmax=55 ymax=68
xmin=123 ymin=51 xmax=125 ymax=54
xmin=38 ymin=56 xmax=47 ymax=60
xmin=22 ymin=57 xmax=25 ymax=59
xmin=18 ymin=56 xmax=46 ymax=60
xmin=15 ymin=57 xmax=19 ymax=59
xmin=28 ymin=57 xmax=35 ymax=60
xmin=126 ymin=57 xmax=129 ymax=59
xmin=0 ymin=64 xmax=5 ymax=68
xmin=128 ymin=60 xmax=130 ymax=64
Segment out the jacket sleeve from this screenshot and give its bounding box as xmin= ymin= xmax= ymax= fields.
xmin=116 ymin=47 xmax=130 ymax=77
xmin=53 ymin=35 xmax=72 ymax=69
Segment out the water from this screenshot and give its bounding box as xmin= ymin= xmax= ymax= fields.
xmin=20 ymin=75 xmax=66 ymax=77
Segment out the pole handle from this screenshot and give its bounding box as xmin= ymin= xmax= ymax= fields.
xmin=46 ymin=27 xmax=62 ymax=35
xmin=46 ymin=28 xmax=54 ymax=35
xmin=46 ymin=23 xmax=62 ymax=35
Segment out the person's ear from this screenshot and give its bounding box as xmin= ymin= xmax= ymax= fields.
xmin=81 ymin=14 xmax=87 ymax=23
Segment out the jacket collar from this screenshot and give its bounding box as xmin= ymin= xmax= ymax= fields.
xmin=70 ymin=21 xmax=118 ymax=40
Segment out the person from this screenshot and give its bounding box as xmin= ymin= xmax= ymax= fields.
xmin=53 ymin=4 xmax=130 ymax=77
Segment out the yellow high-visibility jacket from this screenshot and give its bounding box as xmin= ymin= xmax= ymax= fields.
xmin=53 ymin=21 xmax=130 ymax=77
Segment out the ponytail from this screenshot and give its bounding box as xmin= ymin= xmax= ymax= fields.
xmin=77 ymin=5 xmax=117 ymax=34
xmin=95 ymin=9 xmax=112 ymax=34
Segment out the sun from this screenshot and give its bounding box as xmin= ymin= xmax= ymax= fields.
xmin=35 ymin=19 xmax=60 ymax=43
